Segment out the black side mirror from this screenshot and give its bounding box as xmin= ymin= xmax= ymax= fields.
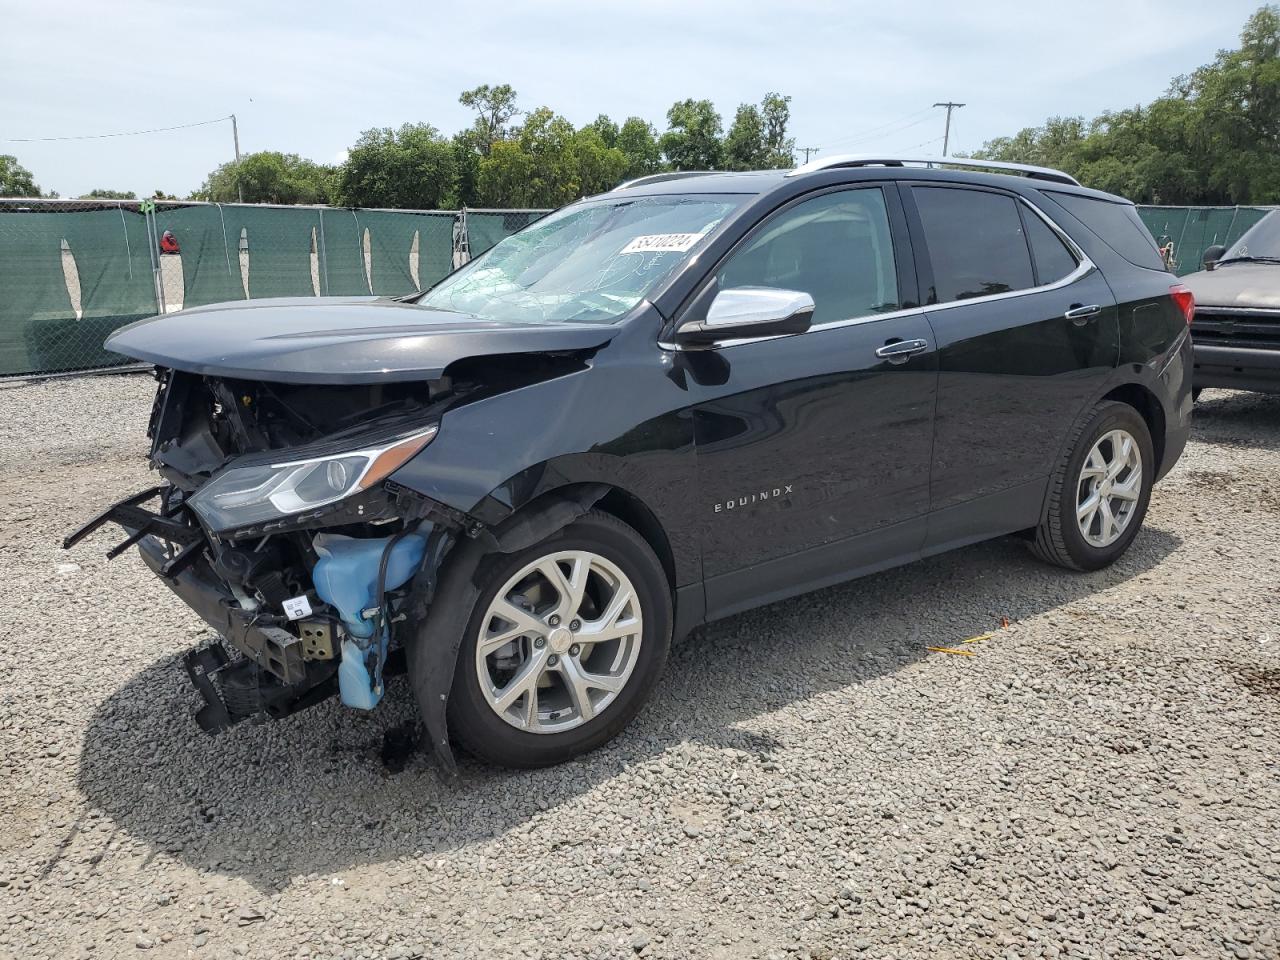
xmin=675 ymin=287 xmax=815 ymax=347
xmin=1202 ymin=244 xmax=1226 ymax=271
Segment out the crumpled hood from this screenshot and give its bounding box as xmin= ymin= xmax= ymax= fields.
xmin=1181 ymin=262 xmax=1280 ymax=310
xmin=106 ymin=296 xmax=617 ymax=384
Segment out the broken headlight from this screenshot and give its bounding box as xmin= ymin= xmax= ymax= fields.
xmin=189 ymin=425 xmax=438 ymax=532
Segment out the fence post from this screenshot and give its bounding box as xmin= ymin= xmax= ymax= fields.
xmin=141 ymin=199 xmax=166 ymax=314
xmin=317 ymin=208 xmax=330 ymax=296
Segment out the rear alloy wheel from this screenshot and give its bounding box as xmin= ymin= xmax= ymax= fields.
xmin=1030 ymin=401 xmax=1154 ymax=571
xmin=1075 ymin=429 xmax=1143 ymax=549
xmin=448 ymin=510 xmax=671 ymax=768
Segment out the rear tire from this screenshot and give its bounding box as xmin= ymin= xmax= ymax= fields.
xmin=447 ymin=510 xmax=671 ymax=768
xmin=1030 ymin=402 xmax=1154 ymax=571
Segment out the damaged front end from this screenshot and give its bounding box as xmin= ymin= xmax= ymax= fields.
xmin=65 ymin=367 xmax=471 ymax=738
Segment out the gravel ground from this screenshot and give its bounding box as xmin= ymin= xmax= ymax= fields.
xmin=1 ymin=374 xmax=1278 ymax=960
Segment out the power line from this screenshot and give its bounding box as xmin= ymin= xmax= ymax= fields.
xmin=3 ymin=115 xmax=235 ymax=143
xmin=821 ymin=107 xmax=935 ymax=150
xmin=800 ymin=146 xmax=821 ymax=162
xmin=932 ymin=102 xmax=966 ymax=156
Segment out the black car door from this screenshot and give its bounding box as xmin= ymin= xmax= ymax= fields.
xmin=901 ymin=183 xmax=1119 ymax=550
xmin=685 ymin=184 xmax=939 ymax=618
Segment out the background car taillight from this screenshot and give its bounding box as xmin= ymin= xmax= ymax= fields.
xmin=1170 ymin=284 xmax=1195 ymax=325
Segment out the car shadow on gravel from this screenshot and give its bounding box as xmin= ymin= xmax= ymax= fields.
xmin=76 ymin=526 xmax=1181 ymax=891
xmin=1192 ymin=390 xmax=1280 ymax=451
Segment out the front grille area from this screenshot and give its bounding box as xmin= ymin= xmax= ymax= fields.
xmin=1192 ymin=309 xmax=1280 ymax=350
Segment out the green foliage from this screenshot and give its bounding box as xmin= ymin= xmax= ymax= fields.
xmin=975 ymin=6 xmax=1280 ymax=203
xmin=459 ymin=84 xmax=521 ymax=156
xmin=331 ymin=124 xmax=456 ymax=209
xmin=79 ymin=188 xmax=137 ymax=200
xmin=194 ymin=84 xmax=796 ymax=208
xmin=659 ymin=99 xmax=725 ymax=170
xmin=616 ymin=118 xmax=662 ymax=179
xmin=195 ymin=151 xmax=334 ymax=205
xmin=477 ymin=107 xmax=627 ymax=207
xmin=0 ymin=155 xmax=43 ymax=197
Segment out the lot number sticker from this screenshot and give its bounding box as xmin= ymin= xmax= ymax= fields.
xmin=620 ymin=233 xmax=703 ymax=254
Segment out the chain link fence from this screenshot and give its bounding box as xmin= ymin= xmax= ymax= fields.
xmin=6 ymin=197 xmax=1269 ymax=379
xmin=0 ymin=199 xmax=549 ymax=380
xmin=1136 ymin=204 xmax=1272 ymax=275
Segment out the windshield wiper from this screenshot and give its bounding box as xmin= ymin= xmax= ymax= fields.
xmin=1218 ymin=256 xmax=1280 ymax=266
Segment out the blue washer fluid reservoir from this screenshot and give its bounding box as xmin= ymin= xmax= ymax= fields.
xmin=312 ymin=528 xmax=429 ymax=710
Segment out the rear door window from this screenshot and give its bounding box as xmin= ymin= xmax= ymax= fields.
xmin=1022 ymin=208 xmax=1079 ymax=285
xmin=911 ymin=187 xmax=1034 ymax=303
xmin=1044 ymin=192 xmax=1166 ymax=271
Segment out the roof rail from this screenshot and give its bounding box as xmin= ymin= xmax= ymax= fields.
xmin=613 ymin=171 xmax=719 ymax=191
xmin=786 ymin=154 xmax=1081 ymax=187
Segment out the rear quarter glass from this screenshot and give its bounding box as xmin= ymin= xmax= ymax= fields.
xmin=1044 ymin=191 xmax=1168 ymax=272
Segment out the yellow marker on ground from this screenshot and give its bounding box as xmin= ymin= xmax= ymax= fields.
xmin=926 ymin=645 xmax=976 ymax=657
xmin=962 ymin=633 xmax=995 ymax=645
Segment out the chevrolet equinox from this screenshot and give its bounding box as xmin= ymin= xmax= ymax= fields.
xmin=67 ymin=155 xmax=1195 ymax=770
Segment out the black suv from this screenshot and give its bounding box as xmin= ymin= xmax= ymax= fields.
xmin=69 ymin=156 xmax=1194 ymax=770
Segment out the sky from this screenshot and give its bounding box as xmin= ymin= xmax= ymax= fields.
xmin=1 ymin=0 xmax=1265 ymax=199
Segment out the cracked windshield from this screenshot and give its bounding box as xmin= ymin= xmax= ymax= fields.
xmin=418 ymin=195 xmax=743 ymax=323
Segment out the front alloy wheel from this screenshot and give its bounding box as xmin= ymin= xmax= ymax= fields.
xmin=447 ymin=510 xmax=671 ymax=768
xmin=475 ymin=550 xmax=643 ymax=733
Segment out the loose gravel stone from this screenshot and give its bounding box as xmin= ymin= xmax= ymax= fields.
xmin=1 ymin=375 xmax=1278 ymax=959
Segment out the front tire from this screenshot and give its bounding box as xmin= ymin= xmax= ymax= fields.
xmin=1030 ymin=401 xmax=1154 ymax=571
xmin=447 ymin=510 xmax=672 ymax=768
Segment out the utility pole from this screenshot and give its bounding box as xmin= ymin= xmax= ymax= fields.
xmin=800 ymin=146 xmax=821 ymax=163
xmin=230 ymin=113 xmax=244 ymax=203
xmin=932 ymin=102 xmax=965 ymax=156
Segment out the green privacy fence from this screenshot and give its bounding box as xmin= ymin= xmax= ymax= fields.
xmin=0 ymin=200 xmax=548 ymax=379
xmin=1136 ymin=205 xmax=1272 ymax=276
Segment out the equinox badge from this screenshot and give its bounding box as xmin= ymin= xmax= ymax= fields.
xmin=714 ymin=485 xmax=794 ymax=513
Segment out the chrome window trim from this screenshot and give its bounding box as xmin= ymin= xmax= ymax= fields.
xmin=659 ymin=192 xmax=1095 ymax=352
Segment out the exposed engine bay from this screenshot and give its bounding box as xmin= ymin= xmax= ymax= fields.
xmin=63 ymin=353 xmax=589 ymax=750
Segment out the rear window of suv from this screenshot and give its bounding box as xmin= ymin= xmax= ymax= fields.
xmin=1044 ymin=192 xmax=1167 ymax=271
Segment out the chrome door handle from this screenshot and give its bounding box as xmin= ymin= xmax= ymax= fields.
xmin=1064 ymin=304 xmax=1102 ymax=324
xmin=875 ymin=338 xmax=930 ymax=363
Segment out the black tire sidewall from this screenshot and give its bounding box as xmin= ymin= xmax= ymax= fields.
xmin=448 ymin=512 xmax=672 ymax=768
xmin=1057 ymin=404 xmax=1155 ymax=570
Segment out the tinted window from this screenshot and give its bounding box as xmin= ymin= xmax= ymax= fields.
xmin=1045 ymin=192 xmax=1166 ymax=271
xmin=1024 ymin=209 xmax=1078 ymax=285
xmin=913 ymin=187 xmax=1034 ymax=303
xmin=718 ymin=188 xmax=899 ymax=325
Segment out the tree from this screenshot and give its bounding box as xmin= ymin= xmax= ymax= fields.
xmin=459 ymin=84 xmax=521 ymax=156
xmin=724 ymin=104 xmax=768 ymax=170
xmin=760 ymin=92 xmax=796 ymax=167
xmin=0 ymin=155 xmax=42 ymax=197
xmin=659 ymin=99 xmax=724 ymax=170
xmin=570 ymin=125 xmax=628 ymax=197
xmin=587 ymin=115 xmax=619 ymax=149
xmin=332 ymin=124 xmax=456 ymax=209
xmin=724 ymin=93 xmax=795 ymax=170
xmin=616 ymin=118 xmax=662 ymax=179
xmin=976 ymin=6 xmax=1280 ymax=204
xmin=196 ymin=151 xmax=334 ymax=204
xmin=80 ymin=188 xmax=136 ymax=200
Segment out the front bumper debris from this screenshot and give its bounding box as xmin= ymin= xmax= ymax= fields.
xmin=62 ymin=485 xmax=206 ymax=577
